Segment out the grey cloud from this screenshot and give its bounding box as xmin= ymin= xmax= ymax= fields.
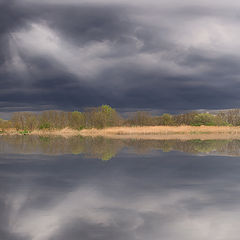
xmin=50 ymin=217 xmax=137 ymax=240
xmin=41 ymin=5 xmax=132 ymax=45
xmin=1 ymin=0 xmax=240 ymax=113
xmin=0 ymin=0 xmax=34 ymax=65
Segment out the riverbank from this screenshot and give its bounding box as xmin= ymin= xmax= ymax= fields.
xmin=2 ymin=126 xmax=240 ymax=140
xmin=79 ymin=126 xmax=240 ymax=140
xmin=0 ymin=128 xmax=81 ymax=137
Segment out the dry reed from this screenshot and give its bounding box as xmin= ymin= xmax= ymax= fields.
xmin=79 ymin=126 xmax=240 ymax=140
xmin=2 ymin=126 xmax=240 ymax=140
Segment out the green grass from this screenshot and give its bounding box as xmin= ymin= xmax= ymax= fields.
xmin=18 ymin=130 xmax=31 ymax=135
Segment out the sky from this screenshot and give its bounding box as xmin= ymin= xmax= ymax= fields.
xmin=1 ymin=0 xmax=240 ymax=114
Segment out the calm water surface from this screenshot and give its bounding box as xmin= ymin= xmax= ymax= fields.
xmin=1 ymin=136 xmax=240 ymax=240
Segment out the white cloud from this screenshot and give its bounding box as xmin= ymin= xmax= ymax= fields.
xmin=12 ymin=21 xmax=210 ymax=83
xmin=13 ymin=23 xmax=115 ymax=79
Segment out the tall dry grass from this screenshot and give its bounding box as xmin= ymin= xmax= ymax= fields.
xmin=2 ymin=126 xmax=240 ymax=140
xmin=31 ymin=127 xmax=80 ymax=137
xmin=80 ymin=125 xmax=240 ymax=135
xmin=0 ymin=128 xmax=81 ymax=138
xmin=79 ymin=126 xmax=240 ymax=140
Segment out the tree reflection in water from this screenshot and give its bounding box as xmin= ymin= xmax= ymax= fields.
xmin=1 ymin=136 xmax=240 ymax=160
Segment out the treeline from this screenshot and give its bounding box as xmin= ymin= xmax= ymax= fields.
xmin=1 ymin=105 xmax=121 ymax=131
xmin=126 ymin=110 xmax=238 ymax=126
xmin=1 ymin=105 xmax=240 ymax=131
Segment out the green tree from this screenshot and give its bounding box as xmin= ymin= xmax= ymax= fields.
xmin=158 ymin=114 xmax=175 ymax=125
xmin=129 ymin=111 xmax=153 ymax=126
xmin=71 ymin=111 xmax=85 ymax=129
xmin=190 ymin=113 xmax=220 ymax=126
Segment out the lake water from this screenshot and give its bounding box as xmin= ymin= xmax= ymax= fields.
xmin=1 ymin=136 xmax=240 ymax=240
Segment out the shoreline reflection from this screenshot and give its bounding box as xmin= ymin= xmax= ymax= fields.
xmin=1 ymin=136 xmax=240 ymax=159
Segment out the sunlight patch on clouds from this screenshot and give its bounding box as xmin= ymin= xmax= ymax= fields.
xmin=12 ymin=22 xmax=207 ymax=82
xmin=13 ymin=23 xmax=115 ymax=79
xmin=178 ymin=18 xmax=240 ymax=55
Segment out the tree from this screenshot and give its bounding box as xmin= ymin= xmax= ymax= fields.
xmin=84 ymin=105 xmax=121 ymax=129
xmin=0 ymin=118 xmax=11 ymax=130
xmin=71 ymin=111 xmax=85 ymax=129
xmin=129 ymin=111 xmax=153 ymax=126
xmin=158 ymin=114 xmax=175 ymax=125
xmin=173 ymin=112 xmax=198 ymax=125
xmin=217 ymin=109 xmax=240 ymax=126
xmin=190 ymin=113 xmax=220 ymax=126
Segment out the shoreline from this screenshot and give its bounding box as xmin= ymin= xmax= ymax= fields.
xmin=79 ymin=126 xmax=240 ymax=140
xmin=2 ymin=126 xmax=240 ymax=140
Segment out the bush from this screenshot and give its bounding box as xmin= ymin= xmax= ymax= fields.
xmin=18 ymin=130 xmax=31 ymax=135
xmin=0 ymin=118 xmax=11 ymax=130
xmin=71 ymin=111 xmax=85 ymax=129
xmin=190 ymin=113 xmax=227 ymax=126
xmin=84 ymin=105 xmax=122 ymax=128
xmin=129 ymin=111 xmax=153 ymax=126
xmin=158 ymin=114 xmax=175 ymax=126
xmin=39 ymin=123 xmax=51 ymax=130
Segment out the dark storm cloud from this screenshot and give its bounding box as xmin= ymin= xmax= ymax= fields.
xmin=0 ymin=0 xmax=35 ymax=65
xmin=1 ymin=0 xmax=240 ymax=113
xmin=40 ymin=4 xmax=132 ymax=45
xmin=0 ymin=53 xmax=118 ymax=111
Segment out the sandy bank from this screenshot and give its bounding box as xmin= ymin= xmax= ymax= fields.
xmin=0 ymin=128 xmax=81 ymax=138
xmin=78 ymin=126 xmax=240 ymax=140
xmin=3 ymin=126 xmax=240 ymax=140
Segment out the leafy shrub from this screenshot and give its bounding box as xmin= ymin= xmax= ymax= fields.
xmin=18 ymin=130 xmax=31 ymax=135
xmin=39 ymin=123 xmax=51 ymax=129
xmin=71 ymin=111 xmax=85 ymax=129
xmin=158 ymin=114 xmax=175 ymax=126
xmin=190 ymin=113 xmax=227 ymax=126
